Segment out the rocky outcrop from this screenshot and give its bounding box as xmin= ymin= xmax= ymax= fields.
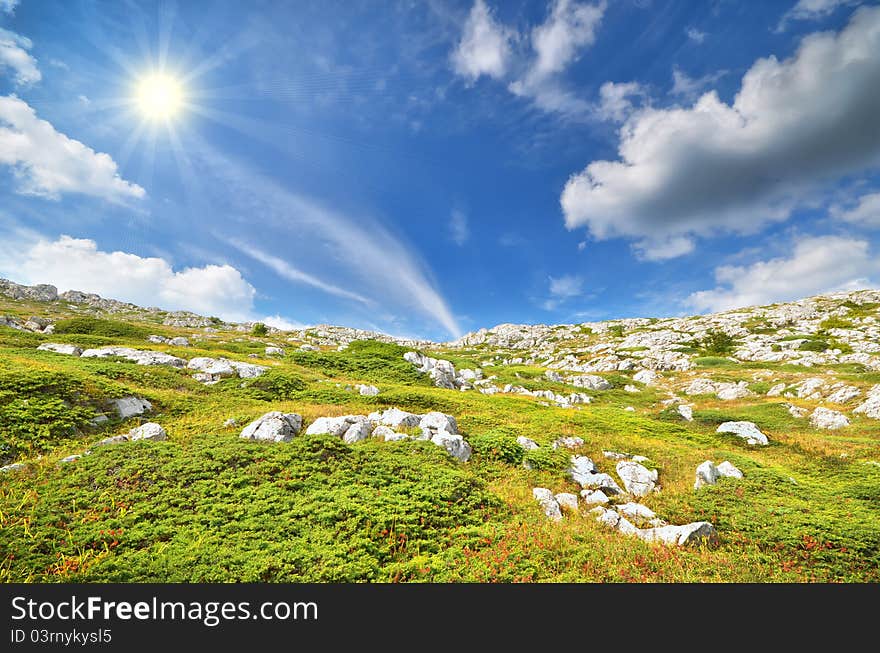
xmin=809 ymin=407 xmax=850 ymax=430
xmin=695 ymin=460 xmax=743 ymax=489
xmin=616 ymin=461 xmax=659 ymax=497
xmin=240 ymin=412 xmax=303 ymax=442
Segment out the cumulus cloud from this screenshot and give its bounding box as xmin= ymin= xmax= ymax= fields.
xmin=449 ymin=209 xmax=470 ymax=245
xmin=831 ymin=191 xmax=880 ymax=227
xmin=0 ymin=95 xmax=145 ymax=201
xmin=508 ymin=0 xmax=605 ymax=115
xmin=0 ymin=27 xmax=41 ymax=85
xmin=451 ymin=1 xmax=605 ymax=117
xmin=261 ymin=314 xmax=308 ymax=331
xmin=561 ymin=7 xmax=880 ymax=259
xmin=1 ymin=235 xmax=257 ymax=321
xmin=686 ymin=235 xmax=880 ymax=313
xmin=778 ymin=0 xmax=860 ymax=31
xmin=669 ymin=67 xmax=726 ymax=101
xmin=450 ymin=0 xmax=513 ymax=82
xmin=595 ymin=81 xmax=643 ymax=122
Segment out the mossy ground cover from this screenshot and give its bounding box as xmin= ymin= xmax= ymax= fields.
xmin=0 ymin=296 xmax=879 ymax=582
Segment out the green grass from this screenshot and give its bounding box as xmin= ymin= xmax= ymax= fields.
xmin=1 ymin=293 xmax=879 ymax=583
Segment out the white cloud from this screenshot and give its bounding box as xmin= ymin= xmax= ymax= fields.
xmin=561 ymin=7 xmax=880 ymax=259
xmin=686 ymin=27 xmax=706 ymax=44
xmin=0 ymin=95 xmax=145 ymax=201
xmin=508 ymin=0 xmax=606 ymax=116
xmin=686 ymin=235 xmax=879 ymax=313
xmin=1 ymin=235 xmax=257 ymax=321
xmin=778 ymin=0 xmax=860 ymax=31
xmin=0 ymin=1 xmax=20 ymax=15
xmin=670 ymin=67 xmax=726 ymax=101
xmin=0 ymin=27 xmax=40 ymax=85
xmin=831 ymin=191 xmax=880 ymax=227
xmin=261 ymin=314 xmax=308 ymax=331
xmin=449 ymin=209 xmax=469 ymax=245
xmin=225 ymin=238 xmax=373 ymax=306
xmin=634 ymin=235 xmax=695 ymax=261
xmin=543 ymin=273 xmax=584 ymax=309
xmin=451 ymin=0 xmax=606 ymax=118
xmin=595 ymin=81 xmax=643 ymax=122
xmin=451 ymin=0 xmax=513 ymax=82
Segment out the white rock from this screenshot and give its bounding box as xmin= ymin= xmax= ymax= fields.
xmin=265 ymin=346 xmax=285 ymax=356
xmin=854 ymin=385 xmax=880 ymax=419
xmin=716 ymin=461 xmax=743 ymax=479
xmin=368 ymin=408 xmax=421 ymax=429
xmin=553 ymin=436 xmax=584 ymax=450
xmin=110 ymin=396 xmax=152 ymax=419
xmin=624 ymin=406 xmax=635 ymax=412
xmin=568 ymin=374 xmax=611 ymax=390
xmin=373 ymin=425 xmax=409 ymax=441
xmin=240 ymin=411 xmax=303 ymax=442
xmin=59 ymin=454 xmax=81 ymax=464
xmin=343 ymin=420 xmax=374 ymax=443
xmin=81 ymin=347 xmax=186 ymax=367
xmin=784 ymin=403 xmax=808 ymax=418
xmin=568 ymin=455 xmax=598 ymax=485
xmin=809 ymin=407 xmax=850 ymax=430
xmin=825 ymin=386 xmax=861 ymax=404
xmin=355 ymin=384 xmax=379 ymax=396
xmin=533 ymin=488 xmax=563 ymax=521
xmin=516 ymin=436 xmax=539 ymax=450
xmin=636 ymin=522 xmax=719 ymax=547
xmin=716 ymin=421 xmax=769 ymax=445
xmin=616 ymin=502 xmax=664 ymax=528
xmin=129 ymin=422 xmax=168 ymax=441
xmin=677 ymin=404 xmax=694 ymax=421
xmin=716 ymin=382 xmax=753 ymax=401
xmin=168 ymin=337 xmax=190 ymax=347
xmin=306 ymin=415 xmax=363 ymax=437
xmin=576 ymin=472 xmax=623 ymax=494
xmin=616 ymin=461 xmax=658 ymax=497
xmin=0 ymin=462 xmax=26 ymax=473
xmin=766 ymin=383 xmax=786 ymax=397
xmin=694 ymin=460 xmax=720 ymax=489
xmin=430 ymin=430 xmax=472 ymax=461
xmin=187 ymin=357 xmax=236 ymax=378
xmin=419 ymin=412 xmax=459 ymax=435
xmin=624 ymin=385 xmax=640 ymax=393
xmin=147 ymin=335 xmax=168 ymax=344
xmin=554 ymin=492 xmax=579 ymax=513
xmin=95 ymin=435 xmax=130 ymax=446
xmin=580 ymin=489 xmax=610 ymax=505
xmin=545 ymin=371 xmax=563 ymax=383
xmin=633 ymin=370 xmax=658 ymax=385
xmin=37 ymin=343 xmax=83 ymax=356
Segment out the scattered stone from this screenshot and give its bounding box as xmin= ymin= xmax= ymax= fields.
xmin=516 ymin=436 xmax=539 ymax=450
xmin=716 ymin=421 xmax=769 ymax=445
xmin=694 ymin=461 xmax=720 ymax=489
xmin=616 ymin=461 xmax=658 ymax=497
xmin=129 ymin=422 xmax=168 ymax=441
xmin=677 ymin=404 xmax=693 ymax=421
xmin=306 ymin=415 xmax=366 ymax=437
xmin=766 ymin=383 xmax=786 ymax=397
xmin=568 ymin=374 xmax=611 ymax=390
xmin=373 ymin=425 xmax=409 ymax=441
xmin=545 ymin=371 xmax=563 ymax=383
xmin=633 ymin=370 xmax=658 ymax=385
xmin=616 ymin=502 xmax=665 ymax=528
xmin=554 ymin=492 xmax=579 ymax=513
xmin=240 ymin=412 xmax=303 ymax=442
xmin=825 ymin=385 xmax=861 ymax=404
xmin=716 ymin=461 xmax=743 ymax=479
xmin=0 ymin=462 xmax=26 ymax=473
xmin=223 ymin=418 xmax=237 ymax=428
xmin=568 ymin=455 xmax=598 ymax=485
xmin=168 ymin=337 xmax=190 ymax=347
xmin=784 ymin=403 xmax=808 ymax=418
xmin=355 ymin=384 xmax=379 ymax=396
xmin=81 ymin=347 xmax=186 ymax=367
xmin=419 ymin=412 xmax=459 ymax=435
xmin=854 ymin=385 xmax=880 ymax=420
xmin=624 ymin=385 xmax=640 ymax=393
xmin=580 ymin=489 xmax=610 ymax=505
xmin=533 ymin=488 xmax=563 ymax=521
xmin=59 ymin=454 xmax=81 ymax=464
xmin=37 ymin=343 xmax=83 ymax=356
xmin=636 ymin=522 xmax=719 ymax=547
xmin=369 ymin=408 xmax=421 ymax=429
xmin=624 ymin=406 xmax=635 ymax=412
xmin=809 ymin=407 xmax=850 ymax=430
xmin=552 ymin=436 xmax=584 ymax=450
xmin=110 ymin=396 xmax=152 ymax=419
xmin=265 ymin=346 xmax=285 ymax=356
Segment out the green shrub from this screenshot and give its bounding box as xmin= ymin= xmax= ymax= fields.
xmin=819 ymin=316 xmax=854 ymax=330
xmin=522 ymin=446 xmax=569 ymax=472
xmin=799 ymin=339 xmax=829 ymax=352
xmin=238 ymin=370 xmax=307 ymax=401
xmin=697 ymin=329 xmax=738 ymax=356
xmin=289 ymin=340 xmax=429 ymax=385
xmin=469 ymin=428 xmax=524 ymax=464
xmin=53 ymin=317 xmax=150 ymax=339
xmin=606 ymin=325 xmax=625 ymax=337
xmin=251 ymin=322 xmax=268 ymax=336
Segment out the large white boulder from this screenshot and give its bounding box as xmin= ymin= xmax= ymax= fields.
xmin=569 ymin=374 xmax=611 ymax=390
xmin=616 ymin=461 xmax=658 ymax=497
xmin=517 ymin=436 xmax=540 ymax=450
xmin=110 ymin=396 xmax=152 ymax=419
xmin=716 ymin=461 xmax=743 ymax=479
xmin=240 ymin=412 xmax=303 ymax=442
xmin=430 ymin=430 xmax=472 ymax=462
xmin=554 ymin=492 xmax=579 ymax=513
xmin=809 ymin=407 xmax=850 ymax=430
xmin=368 ymin=408 xmax=421 ymax=429
xmin=37 ymin=343 xmax=83 ymax=356
xmin=306 ymin=415 xmax=365 ymax=437
xmin=419 ymin=411 xmax=459 ymax=435
xmin=716 ymin=421 xmax=769 ymax=445
xmin=568 ymin=455 xmax=598 ymax=485
xmin=694 ymin=460 xmax=720 ymax=490
xmin=129 ymin=422 xmax=168 ymax=441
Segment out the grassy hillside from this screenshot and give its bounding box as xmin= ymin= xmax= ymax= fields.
xmin=1 ymin=293 xmax=879 ymax=582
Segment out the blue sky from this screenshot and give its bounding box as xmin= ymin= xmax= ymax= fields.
xmin=1 ymin=0 xmax=879 ymax=340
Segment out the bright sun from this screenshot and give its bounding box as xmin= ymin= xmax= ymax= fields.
xmin=135 ymin=74 xmax=184 ymax=119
